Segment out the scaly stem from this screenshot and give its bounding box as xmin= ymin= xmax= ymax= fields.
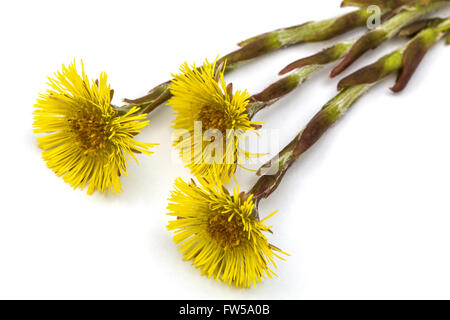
xmin=121 ymin=4 xmax=405 ymax=116
xmin=246 ymin=40 xmax=356 ymax=119
xmin=245 ymin=10 xmax=446 ymax=119
xmin=330 ymin=0 xmax=450 ymax=77
xmin=248 ymin=84 xmax=372 ymax=202
xmin=249 ymin=17 xmax=450 ymax=202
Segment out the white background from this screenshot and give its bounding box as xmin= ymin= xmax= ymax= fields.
xmin=1 ymin=0 xmax=450 ymax=299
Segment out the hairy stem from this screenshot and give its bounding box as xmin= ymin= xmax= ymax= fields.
xmin=330 ymin=0 xmax=450 ymax=77
xmin=249 ymin=17 xmax=450 ymax=202
xmin=122 ymin=5 xmax=405 ymax=116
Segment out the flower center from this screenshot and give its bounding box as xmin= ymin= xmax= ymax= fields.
xmin=68 ymin=112 xmax=110 ymax=153
xmin=207 ymin=211 xmax=248 ymax=249
xmin=198 ymin=106 xmax=227 ymax=133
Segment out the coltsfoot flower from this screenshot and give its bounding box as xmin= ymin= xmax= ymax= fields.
xmin=169 ymin=59 xmax=262 ymax=181
xmin=33 ymin=61 xmax=156 ymax=195
xmin=167 ymin=173 xmax=285 ymax=288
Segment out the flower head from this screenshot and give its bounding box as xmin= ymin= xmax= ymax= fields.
xmin=169 ymin=59 xmax=262 ymax=182
xmin=167 ymin=173 xmax=285 ymax=288
xmin=33 ymin=61 xmax=156 ymax=195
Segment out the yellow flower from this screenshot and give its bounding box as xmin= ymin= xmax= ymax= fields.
xmin=167 ymin=173 xmax=285 ymax=288
xmin=33 ymin=61 xmax=156 ymax=195
xmin=169 ymin=59 xmax=262 ymax=182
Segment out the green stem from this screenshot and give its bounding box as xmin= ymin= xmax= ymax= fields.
xmin=121 ymin=5 xmax=402 ymax=116
xmin=117 ymin=81 xmax=171 ymax=116
xmin=248 ymin=84 xmax=371 ymax=202
xmin=330 ymin=0 xmax=450 ymax=77
xmin=245 ymin=12 xmax=447 ymax=120
xmin=246 ymin=40 xmax=356 ymax=119
xmin=248 ymin=17 xmax=450 ymax=202
xmin=246 ymin=65 xmax=323 ymax=120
